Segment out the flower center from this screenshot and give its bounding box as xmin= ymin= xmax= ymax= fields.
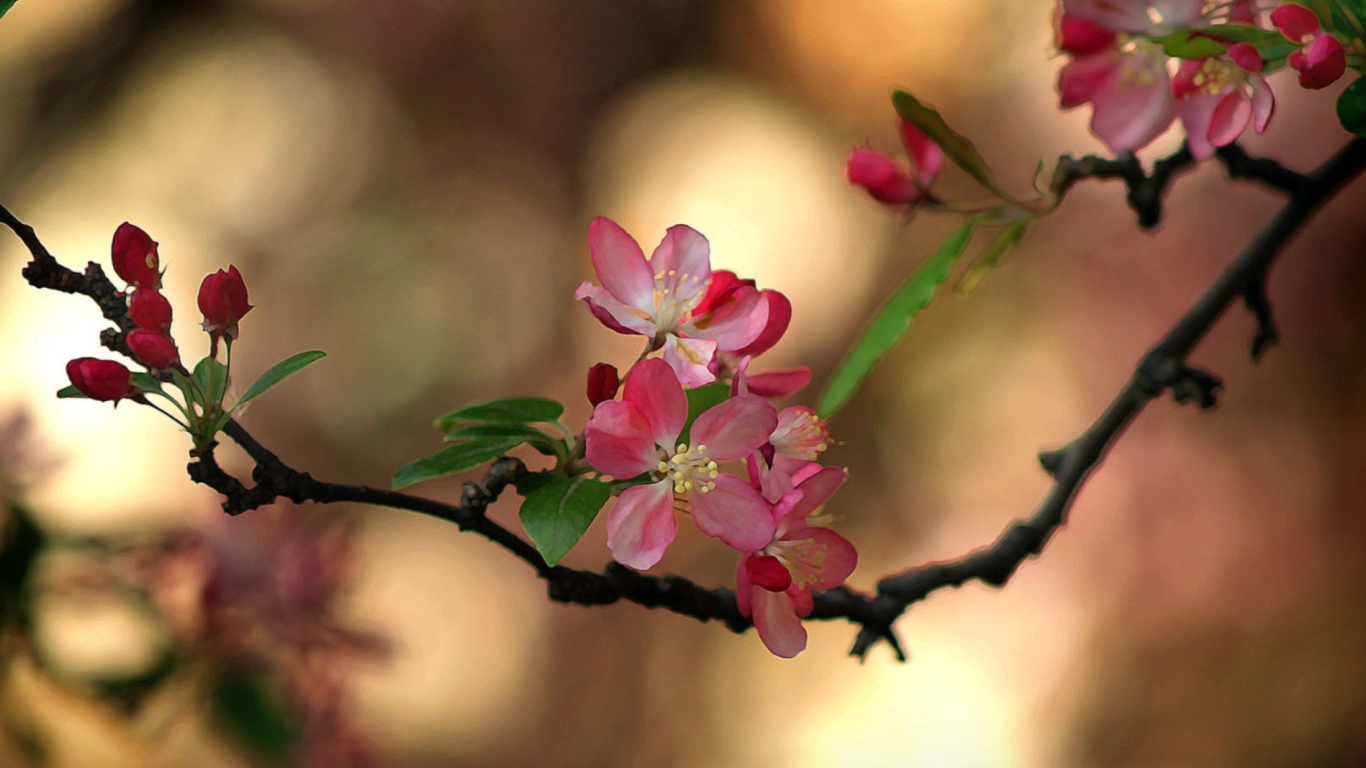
xmin=771 ymin=409 xmax=831 ymax=461
xmin=652 ymin=269 xmax=710 ymax=331
xmin=657 ymin=443 xmax=719 ymax=494
xmin=1176 ymin=58 xmax=1243 ymax=98
xmin=766 ymin=536 xmax=827 ymax=590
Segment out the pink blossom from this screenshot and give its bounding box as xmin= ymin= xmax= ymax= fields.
xmin=736 ymin=465 xmax=857 ymax=657
xmin=574 ymin=218 xmax=770 ymax=387
xmin=585 ymin=358 xmax=778 ymax=569
xmin=846 ymin=118 xmax=944 ymax=207
xmin=1171 ymin=55 xmax=1274 ymax=159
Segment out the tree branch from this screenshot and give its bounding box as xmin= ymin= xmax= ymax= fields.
xmin=7 ymin=139 xmax=1364 ymax=661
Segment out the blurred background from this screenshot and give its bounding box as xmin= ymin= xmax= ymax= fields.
xmin=1 ymin=0 xmax=1365 ymax=765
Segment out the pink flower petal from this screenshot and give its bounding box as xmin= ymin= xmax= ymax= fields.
xmin=1177 ymin=92 xmax=1221 ymax=160
xmin=735 ymin=557 xmax=754 ymax=616
xmin=585 ymin=400 xmax=660 ymax=478
xmin=687 ymin=284 xmax=769 ymax=351
xmin=606 ymin=481 xmax=679 ymax=570
xmin=752 ymin=588 xmax=807 ymax=658
xmin=621 ymin=358 xmax=687 ymax=451
xmin=574 ymin=282 xmax=657 ymax=336
xmin=731 ymin=290 xmax=792 ymax=358
xmin=899 ymin=119 xmax=944 ymax=188
xmin=1228 ymin=0 xmax=1256 ymax=24
xmin=588 ymin=217 xmax=656 ymax=312
xmin=650 ymin=225 xmax=712 ymax=307
xmin=1057 ymin=50 xmax=1120 ymax=110
xmin=1250 ymin=76 xmax=1274 ymax=133
xmin=790 ymin=527 xmax=858 ymax=589
xmin=1058 ymin=14 xmax=1116 ymax=56
xmin=1271 ymin=3 xmax=1321 ymax=42
xmin=780 ymin=465 xmax=847 ymax=526
xmin=1090 ymin=55 xmax=1176 ymax=153
xmin=688 ymin=473 xmax=776 ymax=552
xmin=743 ymin=367 xmax=811 ymax=399
xmin=1208 ymin=90 xmax=1252 ymax=148
xmin=1227 ymin=43 xmax=1263 ymax=74
xmin=662 ymin=335 xmax=719 ymax=387
xmin=689 ymin=394 xmax=778 ymax=462
xmin=788 ymin=585 xmax=814 ymax=617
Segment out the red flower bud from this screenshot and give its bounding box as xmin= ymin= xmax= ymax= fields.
xmin=198 ymin=265 xmax=253 ymax=353
xmin=111 ymin=223 xmax=162 ymax=290
xmin=129 ymin=289 xmax=173 ymax=331
xmin=1289 ymin=34 xmax=1346 ymax=89
xmin=586 ymin=363 xmax=620 ymax=406
xmin=127 ymin=328 xmax=181 ymax=370
xmin=66 ymin=358 xmax=134 ymax=402
xmin=745 ymin=554 xmax=792 ymax=593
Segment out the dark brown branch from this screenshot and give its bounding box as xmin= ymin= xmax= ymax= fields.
xmin=7 ymin=138 xmax=1364 ymax=661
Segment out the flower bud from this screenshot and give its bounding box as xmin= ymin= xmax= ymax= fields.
xmin=129 ymin=289 xmax=173 ymax=331
xmin=66 ymin=358 xmax=134 ymax=402
xmin=846 ymin=147 xmax=921 ymax=205
xmin=198 ymin=265 xmax=253 ymax=353
xmin=111 ymin=223 xmax=162 ymax=290
xmin=1289 ymin=34 xmax=1345 ymax=89
xmin=127 ymin=328 xmax=181 ymax=370
xmin=745 ymin=554 xmax=792 ymax=593
xmin=586 ymin=363 xmax=620 ymax=406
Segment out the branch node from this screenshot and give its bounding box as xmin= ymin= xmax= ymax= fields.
xmin=1241 ymin=274 xmax=1279 ymax=360
xmin=1038 ymin=448 xmax=1066 ymax=477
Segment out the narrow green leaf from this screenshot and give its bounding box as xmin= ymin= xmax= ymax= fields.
xmin=444 ymin=423 xmax=561 ymax=456
xmin=235 ymin=350 xmax=326 ymax=407
xmin=817 ymin=217 xmax=983 ymax=418
xmin=1337 ymin=77 xmax=1366 ymax=136
xmin=392 ymin=436 xmax=527 ymax=489
xmin=956 ymin=219 xmax=1030 ymax=295
xmin=434 ymin=397 xmax=565 ymax=431
xmin=0 ymin=1 xmax=19 ymax=21
xmin=892 ymin=90 xmax=1012 ymax=201
xmin=682 ymin=382 xmax=730 ymax=439
xmin=518 ymin=474 xmax=612 ymax=566
xmin=56 ymin=385 xmax=86 ymax=399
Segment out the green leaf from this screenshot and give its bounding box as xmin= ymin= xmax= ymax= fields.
xmin=192 ymin=356 xmax=228 ymax=403
xmin=518 ymin=474 xmax=612 ymax=566
xmin=1337 ymin=77 xmax=1366 ymax=136
xmin=434 ymin=397 xmax=565 ymax=431
xmin=210 ymin=672 xmax=298 ymax=759
xmin=681 ymin=382 xmax=730 ymax=440
xmin=56 ymin=385 xmax=86 ymax=399
xmin=392 ymin=436 xmax=527 ymax=489
xmin=892 ymin=90 xmax=1013 ymax=201
xmin=0 ymin=1 xmax=19 ymax=21
xmin=1152 ymin=30 xmax=1229 ymax=58
xmin=236 ymin=350 xmax=326 ymax=407
xmin=445 ymin=423 xmax=561 ymax=456
xmin=956 ymin=219 xmax=1030 ymax=295
xmin=817 ymin=216 xmax=983 ymax=418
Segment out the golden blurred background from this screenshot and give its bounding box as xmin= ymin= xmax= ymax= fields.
xmin=2 ymin=0 xmax=1366 ymax=765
